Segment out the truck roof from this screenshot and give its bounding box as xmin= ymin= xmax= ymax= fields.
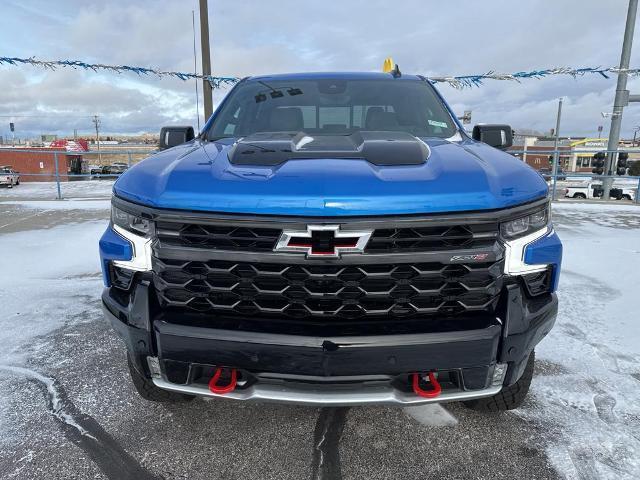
xmin=245 ymin=71 xmax=424 ymax=82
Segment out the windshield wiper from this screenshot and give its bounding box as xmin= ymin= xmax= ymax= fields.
xmin=207 ymin=135 xmax=235 ymax=142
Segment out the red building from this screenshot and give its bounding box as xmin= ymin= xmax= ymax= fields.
xmin=0 ymin=147 xmax=70 ymax=182
xmin=0 ymin=140 xmax=88 ymax=182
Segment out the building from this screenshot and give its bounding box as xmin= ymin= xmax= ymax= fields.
xmin=0 ymin=146 xmax=71 ymax=182
xmin=568 ymin=138 xmax=608 ymax=172
xmin=511 ymin=136 xmax=640 ymax=173
xmin=510 ymin=137 xmax=572 ymax=171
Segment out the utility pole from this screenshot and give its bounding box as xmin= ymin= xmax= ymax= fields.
xmin=192 ymin=10 xmax=201 ymax=131
xmin=199 ymin=0 xmax=213 ymax=121
xmin=92 ymin=115 xmax=102 ymax=164
xmin=603 ymin=0 xmax=638 ymax=200
xmin=551 ymin=98 xmax=563 ymax=201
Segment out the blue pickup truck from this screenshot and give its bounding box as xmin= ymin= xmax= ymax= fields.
xmin=100 ymin=71 xmax=562 ymax=411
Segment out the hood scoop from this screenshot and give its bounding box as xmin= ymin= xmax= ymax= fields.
xmin=227 ymin=131 xmax=430 ymax=166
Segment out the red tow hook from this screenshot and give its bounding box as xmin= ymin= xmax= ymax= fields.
xmin=411 ymin=372 xmax=442 ymax=398
xmin=208 ymin=367 xmax=237 ymax=395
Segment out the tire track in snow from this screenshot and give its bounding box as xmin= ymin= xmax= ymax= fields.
xmin=310 ymin=407 xmax=350 ymax=480
xmin=0 ymin=365 xmax=161 ymax=480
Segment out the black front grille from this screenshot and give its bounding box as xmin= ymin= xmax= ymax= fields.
xmin=152 ymin=257 xmax=504 ymax=320
xmin=155 ymin=221 xmax=498 ymax=254
xmin=155 ymin=222 xmax=281 ymax=251
xmin=366 ymin=224 xmax=497 ymax=253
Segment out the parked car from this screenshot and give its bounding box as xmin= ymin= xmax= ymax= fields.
xmin=100 ymin=71 xmax=562 ymax=412
xmin=0 ymin=166 xmax=20 ymax=187
xmin=539 ymin=167 xmax=566 ymax=181
xmin=102 ymin=164 xmax=129 ymax=175
xmin=88 ymin=165 xmax=103 ymax=176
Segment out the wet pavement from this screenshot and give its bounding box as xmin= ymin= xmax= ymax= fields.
xmin=0 ymin=191 xmax=638 ymax=480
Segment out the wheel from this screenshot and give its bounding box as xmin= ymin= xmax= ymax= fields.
xmin=463 ymin=350 xmax=535 ymax=412
xmin=573 ymin=193 xmax=586 ymax=199
xmin=127 ymin=353 xmax=195 ymax=403
xmin=623 ymin=195 xmax=631 ymax=201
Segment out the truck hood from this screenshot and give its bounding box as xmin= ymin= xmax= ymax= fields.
xmin=113 ymin=138 xmax=548 ymax=216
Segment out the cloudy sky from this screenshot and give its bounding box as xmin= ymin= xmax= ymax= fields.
xmin=1 ymin=0 xmax=640 ymax=140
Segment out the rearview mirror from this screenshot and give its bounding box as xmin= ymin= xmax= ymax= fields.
xmin=159 ymin=126 xmax=195 ymax=150
xmin=472 ymin=124 xmax=513 ymax=150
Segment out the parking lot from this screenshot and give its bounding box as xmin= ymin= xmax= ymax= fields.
xmin=0 ymin=182 xmax=639 ymax=480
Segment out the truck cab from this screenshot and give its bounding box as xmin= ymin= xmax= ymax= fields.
xmin=100 ymin=72 xmax=562 ymax=411
xmin=565 ymin=181 xmax=636 ymax=201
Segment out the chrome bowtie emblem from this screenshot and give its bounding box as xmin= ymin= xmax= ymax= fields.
xmin=275 ymin=225 xmax=372 ymax=258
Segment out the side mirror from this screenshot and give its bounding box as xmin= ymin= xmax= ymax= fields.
xmin=472 ymin=124 xmax=513 ymax=150
xmin=159 ymin=126 xmax=195 ymax=150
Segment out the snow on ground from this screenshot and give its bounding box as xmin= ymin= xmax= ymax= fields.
xmin=1 ymin=200 xmax=111 ymax=211
xmin=0 ymin=180 xmax=114 ymax=200
xmin=517 ymin=202 xmax=640 ymax=479
xmin=0 ymin=221 xmax=106 ymax=364
xmin=0 ymin=220 xmax=106 ymax=444
xmin=0 ymin=196 xmax=638 ymax=479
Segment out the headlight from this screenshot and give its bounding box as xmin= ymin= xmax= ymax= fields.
xmin=111 ymin=205 xmax=150 ymax=236
xmin=500 ymin=204 xmax=550 ymax=240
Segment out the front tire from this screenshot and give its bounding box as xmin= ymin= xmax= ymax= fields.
xmin=463 ymin=350 xmax=535 ymax=412
xmin=127 ymin=354 xmax=195 ymax=403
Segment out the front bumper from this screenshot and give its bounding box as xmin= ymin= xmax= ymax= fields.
xmin=151 ymin=375 xmax=503 ymax=406
xmin=102 ymin=280 xmax=557 ymax=406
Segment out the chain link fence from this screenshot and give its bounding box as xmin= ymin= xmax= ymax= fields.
xmin=1 ymin=146 xmax=639 ymax=203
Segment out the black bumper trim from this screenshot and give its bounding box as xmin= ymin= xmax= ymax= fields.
xmin=154 ymin=320 xmax=502 ymax=378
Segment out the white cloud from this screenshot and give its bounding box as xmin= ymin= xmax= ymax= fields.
xmin=1 ymin=0 xmax=639 ymax=138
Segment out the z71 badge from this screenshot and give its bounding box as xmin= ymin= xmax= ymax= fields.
xmin=450 ymin=253 xmax=489 ymax=262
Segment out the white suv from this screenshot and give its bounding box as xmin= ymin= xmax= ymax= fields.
xmin=0 ymin=166 xmax=19 ymax=188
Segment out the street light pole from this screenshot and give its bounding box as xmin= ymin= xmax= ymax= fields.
xmin=603 ymin=0 xmax=638 ymax=200
xmin=551 ymin=97 xmax=563 ymax=201
xmin=92 ymin=115 xmax=101 ymax=164
xmin=198 ymin=0 xmax=213 ymax=121
xmin=192 ymin=10 xmax=201 ymax=132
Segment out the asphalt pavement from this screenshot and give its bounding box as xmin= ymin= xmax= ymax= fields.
xmin=2 ymin=185 xmax=638 ymax=479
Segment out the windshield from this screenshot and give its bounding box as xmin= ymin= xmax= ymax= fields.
xmin=207 ymin=78 xmax=457 ymax=140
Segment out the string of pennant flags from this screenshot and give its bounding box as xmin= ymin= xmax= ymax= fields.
xmin=0 ymin=56 xmax=239 ymax=89
xmin=428 ymin=66 xmax=640 ymax=89
xmin=2 ymin=55 xmax=640 ymax=90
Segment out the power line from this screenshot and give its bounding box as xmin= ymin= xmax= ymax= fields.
xmin=0 ymin=114 xmax=94 ymax=118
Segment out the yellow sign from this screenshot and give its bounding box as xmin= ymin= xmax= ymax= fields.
xmin=569 ymin=138 xmax=607 ymax=147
